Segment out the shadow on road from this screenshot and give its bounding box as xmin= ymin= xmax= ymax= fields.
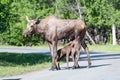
xmin=60 ymin=64 xmax=111 ymax=70
xmin=59 ymin=52 xmax=120 ymax=70
xmin=79 ymin=52 xmax=120 ymax=61
xmin=0 ymin=52 xmax=51 ymax=66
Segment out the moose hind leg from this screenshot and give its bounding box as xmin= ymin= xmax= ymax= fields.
xmin=66 ymin=53 xmax=70 ymax=69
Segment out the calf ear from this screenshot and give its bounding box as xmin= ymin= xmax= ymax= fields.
xmin=26 ymin=16 xmax=30 ymax=22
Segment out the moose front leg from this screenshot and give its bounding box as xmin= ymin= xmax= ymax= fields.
xmin=48 ymin=41 xmax=58 ymax=70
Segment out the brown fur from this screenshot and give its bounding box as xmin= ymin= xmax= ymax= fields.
xmin=56 ymin=40 xmax=78 ymax=69
xmin=23 ymin=16 xmax=86 ymax=70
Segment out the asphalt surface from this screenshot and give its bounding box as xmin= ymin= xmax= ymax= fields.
xmin=0 ymin=46 xmax=120 ymax=80
xmin=0 ymin=46 xmax=50 ymax=55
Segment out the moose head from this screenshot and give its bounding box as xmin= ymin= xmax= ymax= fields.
xmin=23 ymin=16 xmax=40 ymax=38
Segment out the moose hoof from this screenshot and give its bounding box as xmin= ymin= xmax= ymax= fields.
xmin=49 ymin=65 xmax=58 ymax=71
xmin=49 ymin=67 xmax=58 ymax=71
xmin=65 ymin=67 xmax=70 ymax=69
xmin=72 ymin=65 xmax=76 ymax=69
xmin=87 ymin=62 xmax=92 ymax=68
xmin=89 ymin=62 xmax=92 ymax=66
xmin=58 ymin=67 xmax=61 ymax=70
xmin=76 ymin=65 xmax=80 ymax=69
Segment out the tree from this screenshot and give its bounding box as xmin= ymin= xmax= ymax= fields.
xmin=0 ymin=0 xmax=55 ymax=46
xmin=84 ymin=0 xmax=120 ymax=45
xmin=0 ymin=0 xmax=120 ymax=46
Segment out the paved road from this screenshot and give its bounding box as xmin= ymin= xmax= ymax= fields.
xmin=0 ymin=47 xmax=120 ymax=80
xmin=0 ymin=46 xmax=50 ymax=55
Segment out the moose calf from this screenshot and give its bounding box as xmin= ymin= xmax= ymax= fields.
xmin=56 ymin=40 xmax=91 ymax=70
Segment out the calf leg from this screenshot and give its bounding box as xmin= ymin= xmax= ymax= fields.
xmin=56 ymin=60 xmax=61 ymax=70
xmin=56 ymin=51 xmax=65 ymax=70
xmin=56 ymin=56 xmax=61 ymax=70
xmin=55 ymin=58 xmax=61 ymax=70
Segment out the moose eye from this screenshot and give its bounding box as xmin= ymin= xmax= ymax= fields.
xmin=30 ymin=23 xmax=34 ymax=26
xmin=28 ymin=23 xmax=34 ymax=27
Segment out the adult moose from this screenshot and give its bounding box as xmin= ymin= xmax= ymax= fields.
xmin=23 ymin=16 xmax=86 ymax=70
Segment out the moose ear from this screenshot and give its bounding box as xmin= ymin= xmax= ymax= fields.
xmin=26 ymin=16 xmax=30 ymax=22
xmin=35 ymin=17 xmax=40 ymax=24
xmin=35 ymin=19 xmax=40 ymax=24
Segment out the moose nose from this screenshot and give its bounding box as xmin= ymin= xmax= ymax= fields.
xmin=23 ymin=33 xmax=27 ymax=38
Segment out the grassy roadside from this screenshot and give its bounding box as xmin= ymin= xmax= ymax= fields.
xmin=88 ymin=44 xmax=120 ymax=53
xmin=0 ymin=53 xmax=52 ymax=77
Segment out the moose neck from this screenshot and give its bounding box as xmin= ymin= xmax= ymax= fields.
xmin=35 ymin=22 xmax=46 ymax=35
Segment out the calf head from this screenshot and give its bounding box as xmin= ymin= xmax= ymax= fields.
xmin=23 ymin=16 xmax=40 ymax=38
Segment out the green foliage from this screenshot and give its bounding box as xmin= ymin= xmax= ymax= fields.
xmin=86 ymin=0 xmax=107 ymax=26
xmin=0 ymin=1 xmax=10 ymax=33
xmin=54 ymin=0 xmax=78 ymax=19
xmin=0 ymin=0 xmax=55 ymax=46
xmin=88 ymin=44 xmax=120 ymax=53
xmin=0 ymin=0 xmax=120 ymax=46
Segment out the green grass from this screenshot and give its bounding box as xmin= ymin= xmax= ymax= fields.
xmin=88 ymin=44 xmax=120 ymax=53
xmin=0 ymin=53 xmax=52 ymax=77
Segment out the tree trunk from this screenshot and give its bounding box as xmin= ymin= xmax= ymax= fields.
xmin=75 ymin=0 xmax=95 ymax=45
xmin=76 ymin=0 xmax=82 ymax=19
xmin=112 ymin=24 xmax=117 ymax=45
xmin=86 ymin=31 xmax=96 ymax=45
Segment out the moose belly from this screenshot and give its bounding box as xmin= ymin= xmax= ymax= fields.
xmin=57 ymin=30 xmax=75 ymax=40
